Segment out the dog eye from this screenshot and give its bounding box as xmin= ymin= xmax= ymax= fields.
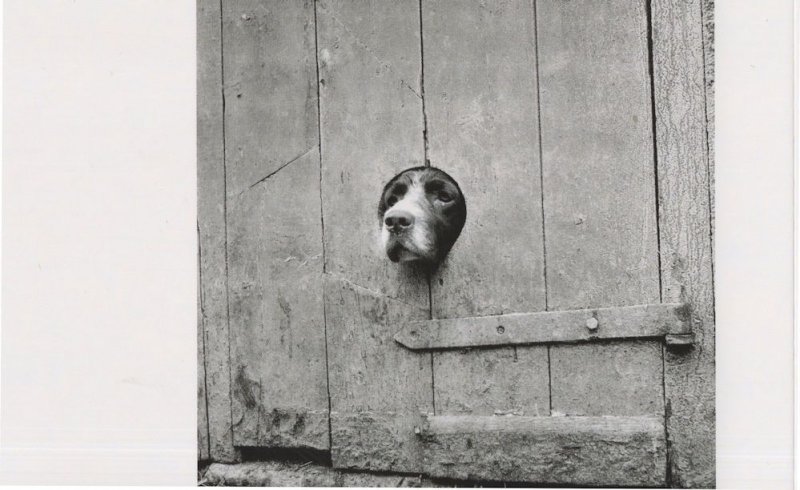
xmin=437 ymin=192 xmax=453 ymax=203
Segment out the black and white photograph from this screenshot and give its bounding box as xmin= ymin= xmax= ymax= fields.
xmin=0 ymin=0 xmax=795 ymax=487
xmin=198 ymin=0 xmax=716 ymax=487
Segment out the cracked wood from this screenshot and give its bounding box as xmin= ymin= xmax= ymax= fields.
xmin=198 ymin=0 xmax=236 ymax=463
xmin=536 ymin=0 xmax=665 ymax=418
xmin=222 ymin=0 xmax=329 ymax=450
xmin=423 ymin=0 xmax=550 ymax=419
xmin=653 ymin=0 xmax=716 ymax=486
xmin=316 ymin=0 xmax=434 ymax=473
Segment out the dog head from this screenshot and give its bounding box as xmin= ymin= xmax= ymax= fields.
xmin=378 ymin=166 xmax=466 ymax=264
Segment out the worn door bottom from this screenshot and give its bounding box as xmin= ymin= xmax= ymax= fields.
xmin=330 ymin=411 xmax=667 ymax=487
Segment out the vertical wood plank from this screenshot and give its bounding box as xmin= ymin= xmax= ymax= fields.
xmin=652 ymin=0 xmax=715 ymax=486
xmin=198 ymin=267 xmax=209 ymax=461
xmin=537 ymin=0 xmax=664 ymax=417
xmin=316 ymin=0 xmax=433 ymax=473
xmin=701 ymin=0 xmax=715 ymax=253
xmin=223 ymin=0 xmax=329 ymax=450
xmin=424 ymin=0 xmax=550 ymax=417
xmin=433 ymin=347 xmax=549 ymax=417
xmin=198 ymin=0 xmax=237 ymax=463
xmin=549 ymin=341 xmax=664 ymax=416
xmin=318 ymin=0 xmax=428 ymax=304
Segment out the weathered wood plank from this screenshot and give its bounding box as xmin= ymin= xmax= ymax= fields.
xmin=395 ymin=303 xmax=690 ymax=350
xmin=201 ymin=461 xmax=437 ymax=487
xmin=330 ymin=411 xmax=427 ymax=474
xmin=652 ymin=0 xmax=715 ymax=486
xmin=222 ymin=0 xmax=328 ymax=449
xmin=197 ymin=0 xmax=236 ymax=463
xmin=537 ymin=0 xmax=660 ymax=309
xmin=702 ymin=0 xmax=715 ymax=253
xmin=234 ymin=408 xmax=329 ymax=450
xmin=324 ymin=275 xmax=430 ymax=413
xmin=316 ymin=0 xmax=433 ymax=472
xmin=226 ymin=160 xmax=328 ymax=449
xmin=317 ymin=0 xmax=428 ymax=304
xmin=550 ymin=341 xmax=665 ymax=416
xmin=433 ymin=347 xmax=549 ymax=417
xmin=198 ymin=268 xmax=209 ymax=461
xmin=423 ymin=0 xmax=549 ymax=417
xmin=324 ymin=276 xmax=431 ymax=471
xmin=536 ymin=0 xmax=664 ymax=418
xmin=418 ymin=415 xmax=666 ymax=487
xmin=222 ymin=0 xmax=320 ymax=199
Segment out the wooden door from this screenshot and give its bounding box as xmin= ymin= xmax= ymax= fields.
xmin=199 ymin=0 xmax=714 ymax=487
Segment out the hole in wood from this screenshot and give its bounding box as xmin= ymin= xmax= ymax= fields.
xmin=378 ymin=167 xmax=466 ymax=266
xmin=496 ymin=325 xmax=505 ymax=334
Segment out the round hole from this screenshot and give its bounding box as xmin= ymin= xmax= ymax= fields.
xmin=496 ymin=325 xmax=505 ymax=334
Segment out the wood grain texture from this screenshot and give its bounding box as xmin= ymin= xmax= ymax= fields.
xmin=324 ymin=276 xmax=431 ymax=471
xmin=226 ymin=158 xmax=328 ymax=448
xmin=537 ymin=0 xmax=660 ymax=309
xmin=197 ymin=0 xmax=236 ymax=463
xmin=324 ymin=275 xmax=431 ymax=413
xmin=316 ymin=0 xmax=432 ymax=472
xmin=222 ymin=0 xmax=320 ymax=199
xmin=433 ymin=347 xmax=549 ymax=417
xmin=652 ymin=0 xmax=715 ymax=486
xmin=233 ymin=408 xmax=329 ymax=450
xmin=423 ymin=0 xmax=549 ymax=416
xmin=550 ymin=341 xmax=664 ymax=416
xmin=395 ymin=303 xmax=690 ymax=350
xmin=222 ymin=0 xmax=329 ymax=449
xmin=201 ymin=461 xmax=437 ymax=487
xmin=702 ymin=0 xmax=715 ymax=254
xmin=317 ymin=0 xmax=428 ymax=304
xmin=536 ymin=0 xmax=664 ymax=418
xmin=198 ymin=270 xmax=209 ymax=461
xmin=330 ymin=411 xmax=427 ymax=474
xmin=418 ymin=415 xmax=666 ymax=487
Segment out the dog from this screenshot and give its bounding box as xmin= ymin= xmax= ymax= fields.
xmin=378 ymin=166 xmax=466 ymax=265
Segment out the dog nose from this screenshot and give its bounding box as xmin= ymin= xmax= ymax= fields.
xmin=384 ymin=211 xmax=414 ymax=231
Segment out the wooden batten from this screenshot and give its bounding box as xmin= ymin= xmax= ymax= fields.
xmin=395 ymin=303 xmax=691 ymax=350
xmin=419 ymin=414 xmax=666 ymax=487
xmin=332 ymin=412 xmax=666 ymax=487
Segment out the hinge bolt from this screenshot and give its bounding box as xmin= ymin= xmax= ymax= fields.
xmin=585 ymin=317 xmax=599 ymax=331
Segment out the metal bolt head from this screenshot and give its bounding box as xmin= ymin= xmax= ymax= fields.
xmin=585 ymin=317 xmax=599 ymax=331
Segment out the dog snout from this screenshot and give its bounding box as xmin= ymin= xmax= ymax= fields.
xmin=384 ymin=210 xmax=414 ymax=232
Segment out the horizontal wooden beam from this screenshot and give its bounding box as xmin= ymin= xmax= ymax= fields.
xmin=394 ymin=303 xmax=690 ymax=350
xmin=417 ymin=414 xmax=666 ymax=487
